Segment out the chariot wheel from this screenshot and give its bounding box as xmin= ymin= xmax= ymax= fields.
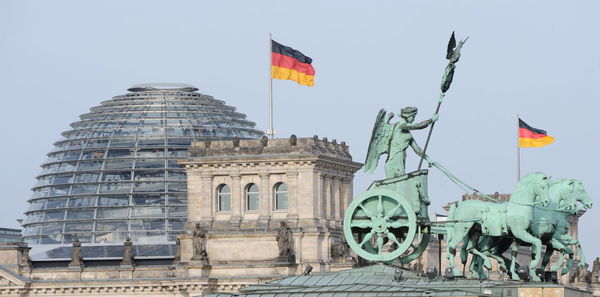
xmin=343 ymin=189 xmax=417 ymax=262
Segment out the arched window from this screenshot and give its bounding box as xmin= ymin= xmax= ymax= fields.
xmin=245 ymin=183 xmax=259 ymax=211
xmin=274 ymin=183 xmax=288 ymax=210
xmin=217 ymin=184 xmax=231 ymax=212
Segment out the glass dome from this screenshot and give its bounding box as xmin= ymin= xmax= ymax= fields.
xmin=22 ymin=84 xmax=263 ymax=250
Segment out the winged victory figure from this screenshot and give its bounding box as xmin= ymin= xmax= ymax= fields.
xmin=364 ymin=107 xmax=438 ymax=178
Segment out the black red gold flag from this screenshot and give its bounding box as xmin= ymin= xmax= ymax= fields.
xmin=271 ymin=40 xmax=315 ymax=87
xmin=518 ymin=119 xmax=554 ymax=148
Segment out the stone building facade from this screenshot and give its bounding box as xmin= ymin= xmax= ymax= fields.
xmin=178 ymin=135 xmax=362 ymax=277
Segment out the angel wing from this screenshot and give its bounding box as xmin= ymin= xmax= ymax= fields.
xmin=364 ymin=109 xmax=395 ymax=174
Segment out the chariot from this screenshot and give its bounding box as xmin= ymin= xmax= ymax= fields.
xmin=343 ymin=169 xmax=443 ymax=263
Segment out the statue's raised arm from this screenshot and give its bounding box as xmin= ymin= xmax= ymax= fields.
xmin=364 ymin=109 xmax=395 ymax=174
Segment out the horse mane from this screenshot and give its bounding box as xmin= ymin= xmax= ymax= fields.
xmin=511 ymin=172 xmax=546 ymax=202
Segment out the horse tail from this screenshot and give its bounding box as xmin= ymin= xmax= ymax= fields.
xmin=446 ymin=201 xmax=458 ymax=244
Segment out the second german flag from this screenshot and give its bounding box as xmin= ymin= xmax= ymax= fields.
xmin=272 ymin=40 xmax=315 ymax=87
xmin=518 ymin=119 xmax=554 ymax=148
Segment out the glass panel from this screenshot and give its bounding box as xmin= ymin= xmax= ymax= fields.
xmin=49 ymin=186 xmax=70 ymax=196
xmin=168 ymin=195 xmax=187 ymax=205
xmin=24 ymin=212 xmax=44 ymax=224
xmin=99 ymin=183 xmax=131 ymax=194
xmin=168 ymin=206 xmax=187 ymax=217
xmin=40 ymin=234 xmax=62 ymax=244
xmin=218 ymin=184 xmax=231 ymax=211
xmin=104 ymin=159 xmax=133 ymax=169
xmin=95 ymin=221 xmax=128 ymax=231
xmin=28 ymin=200 xmax=46 ymax=211
xmin=132 ymin=207 xmax=165 ymax=218
xmin=32 ymin=188 xmax=50 ymax=198
xmin=64 ymin=233 xmax=92 ymax=243
xmin=130 ymin=219 xmax=165 ymax=230
xmin=64 ymin=222 xmax=93 ymax=232
xmin=66 ymin=210 xmax=94 ymax=220
xmin=134 ymin=182 xmax=164 ymax=192
xmin=167 ymin=182 xmax=185 ymax=193
xmin=246 ymin=183 xmax=259 ymax=211
xmin=95 ymin=231 xmax=128 ymax=243
xmin=136 ymin=148 xmax=165 ymax=158
xmin=109 ymin=138 xmax=136 ymax=147
xmin=135 ymin=159 xmax=164 ymax=169
xmin=74 ymin=173 xmax=100 ymax=183
xmin=130 ymin=231 xmax=166 ymax=243
xmin=81 ymin=150 xmax=106 ymax=160
xmin=86 ymin=139 xmax=109 ymax=148
xmin=133 ymin=170 xmax=165 ymax=181
xmin=96 ymin=207 xmax=129 ymax=219
xmin=58 ymin=162 xmax=78 ymax=172
xmin=167 ymin=138 xmax=192 ymax=146
xmin=44 ymin=210 xmax=65 ymax=221
xmin=133 ymin=194 xmax=165 ymax=205
xmin=41 ymin=222 xmax=63 ymax=233
xmin=22 ymin=224 xmax=42 ymax=236
xmin=168 ymin=219 xmax=186 ymax=231
xmin=71 ymin=184 xmax=98 ymax=195
xmin=98 ymin=196 xmax=129 ymax=206
xmin=68 ymin=196 xmax=97 ymax=207
xmin=51 ymin=174 xmax=74 ymax=185
xmin=107 ymin=148 xmax=134 ymax=158
xmin=35 ymin=176 xmax=53 ymax=187
xmin=45 ymin=198 xmax=67 ymax=209
xmin=275 ymin=183 xmax=288 ymax=210
xmin=78 ymin=160 xmax=103 ymax=170
xmin=102 ymin=171 xmax=132 ymax=182
xmin=167 ymin=148 xmax=188 ymax=157
xmin=166 ymin=171 xmax=186 ymax=181
xmin=138 ymin=138 xmax=164 ymax=146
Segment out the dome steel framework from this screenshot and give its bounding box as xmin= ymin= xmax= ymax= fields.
xmin=22 ymin=84 xmax=263 ymax=249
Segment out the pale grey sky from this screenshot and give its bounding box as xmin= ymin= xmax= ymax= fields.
xmin=1 ymin=1 xmax=599 ymax=262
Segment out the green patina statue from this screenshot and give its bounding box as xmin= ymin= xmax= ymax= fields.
xmin=364 ymin=107 xmax=438 ymax=178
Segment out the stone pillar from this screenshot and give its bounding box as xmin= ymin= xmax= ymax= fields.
xmin=200 ymin=174 xmax=213 ymax=221
xmin=314 ymin=172 xmax=323 ymax=218
xmin=332 ymin=177 xmax=341 ymax=222
xmin=186 ymin=169 xmax=203 ymax=222
xmin=323 ymin=175 xmax=333 ymax=220
xmin=259 ymin=173 xmax=271 ymax=220
xmin=286 ymin=171 xmax=299 ymax=220
xmin=340 ymin=178 xmax=351 ymax=218
xmin=231 ymin=173 xmax=242 ymax=221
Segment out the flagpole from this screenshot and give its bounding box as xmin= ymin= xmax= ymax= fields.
xmin=268 ymin=33 xmax=275 ymax=139
xmin=517 ymin=113 xmax=521 ymax=182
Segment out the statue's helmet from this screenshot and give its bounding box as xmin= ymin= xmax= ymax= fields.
xmin=400 ymin=106 xmax=418 ymax=118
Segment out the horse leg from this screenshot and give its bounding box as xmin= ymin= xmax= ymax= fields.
xmin=513 ymin=229 xmax=543 ymax=281
xmin=548 ymin=238 xmax=568 ymax=272
xmin=510 ymin=241 xmax=520 ymax=281
xmin=460 ymin=236 xmax=469 ymax=265
xmin=559 ymin=233 xmax=585 ymax=269
xmin=562 ymin=246 xmax=574 ymax=276
xmin=446 ymin=227 xmax=468 ymax=277
xmin=541 ymin=244 xmax=555 ymax=271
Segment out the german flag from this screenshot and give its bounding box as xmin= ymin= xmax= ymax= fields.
xmin=272 ymin=40 xmax=315 ymax=87
xmin=519 ymin=118 xmax=554 ymax=148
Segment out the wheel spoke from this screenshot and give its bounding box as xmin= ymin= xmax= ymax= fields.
xmin=351 ymin=221 xmax=373 ymax=228
xmin=387 ymin=232 xmax=402 ymax=247
xmin=389 ymin=220 xmax=410 ymax=229
xmin=377 ymin=235 xmax=384 ymax=255
xmin=377 ymin=195 xmax=384 ymax=217
xmin=359 ymin=232 xmax=374 ymax=247
xmin=358 ymin=204 xmax=374 ymax=219
xmin=385 ymin=203 xmax=401 ymax=220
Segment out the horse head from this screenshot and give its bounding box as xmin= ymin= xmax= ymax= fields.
xmin=529 ymin=173 xmax=550 ymax=207
xmin=573 ymin=180 xmax=593 ymax=210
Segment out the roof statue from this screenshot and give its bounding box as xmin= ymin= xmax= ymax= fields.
xmin=364 ymin=107 xmax=437 ymax=178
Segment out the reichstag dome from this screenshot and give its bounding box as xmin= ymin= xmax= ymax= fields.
xmin=22 ymin=83 xmax=263 ymax=258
